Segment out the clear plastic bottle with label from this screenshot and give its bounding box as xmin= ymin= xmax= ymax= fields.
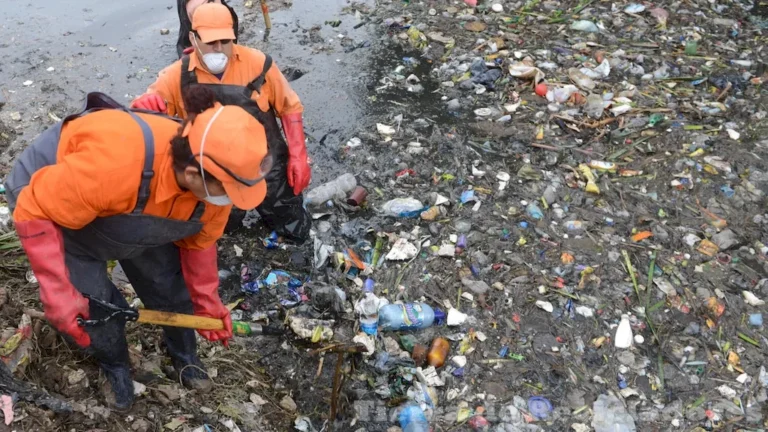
xmin=355 ymin=278 xmax=387 ymax=335
xmin=304 ymin=173 xmax=357 ymax=205
xmin=378 ymin=303 xmax=446 ymax=331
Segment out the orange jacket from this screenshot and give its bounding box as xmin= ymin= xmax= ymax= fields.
xmin=143 ymin=44 xmax=303 ymax=119
xmin=13 ymin=110 xmax=230 ymax=250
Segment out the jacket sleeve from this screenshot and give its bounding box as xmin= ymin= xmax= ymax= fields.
xmin=264 ymin=62 xmax=304 ymax=117
xmin=139 ymin=62 xmax=185 ymax=117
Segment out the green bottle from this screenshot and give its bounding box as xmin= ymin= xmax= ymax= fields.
xmin=232 ymin=321 xmax=263 ymax=336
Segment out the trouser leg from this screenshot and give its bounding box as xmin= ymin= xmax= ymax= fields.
xmin=119 ymin=244 xmax=210 ymax=389
xmin=63 ymin=248 xmax=133 ymax=410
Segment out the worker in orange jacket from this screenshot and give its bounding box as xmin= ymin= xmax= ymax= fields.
xmin=133 ymin=3 xmax=312 ymax=242
xmin=176 ymin=0 xmax=238 ymax=58
xmin=4 ymin=87 xmax=269 ymax=411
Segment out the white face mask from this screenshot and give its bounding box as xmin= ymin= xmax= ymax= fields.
xmin=204 ymin=195 xmax=232 ymax=206
xmin=198 ymin=106 xmax=232 ymax=207
xmin=192 ymin=35 xmax=228 ymax=74
xmin=202 ymin=53 xmax=228 ymax=74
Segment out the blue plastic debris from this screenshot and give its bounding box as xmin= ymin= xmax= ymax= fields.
xmin=460 ymin=190 xmax=476 ymax=204
xmin=241 ymin=270 xmax=304 ymax=297
xmin=263 ymin=231 xmax=280 ymax=249
xmin=499 ymin=346 xmax=509 ymax=358
xmin=617 ymin=373 xmax=628 ymax=389
xmin=527 ymin=397 xmax=553 ymax=420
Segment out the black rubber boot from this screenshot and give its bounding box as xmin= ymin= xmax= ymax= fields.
xmin=99 ymin=361 xmax=135 ymax=412
xmin=164 ymin=327 xmax=213 ymax=392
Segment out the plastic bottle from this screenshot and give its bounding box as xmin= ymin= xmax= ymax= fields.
xmin=551 ymin=85 xmax=578 ymax=103
xmin=378 ymin=303 xmax=445 ymax=331
xmin=588 ymin=161 xmax=617 ymax=172
xmin=564 ymin=220 xmax=584 ymax=231
xmin=455 ymin=234 xmax=467 ymax=254
xmin=382 ymin=198 xmax=425 ymax=217
xmin=412 ymin=344 xmax=428 ymax=366
xmin=427 ymin=337 xmax=450 ymax=368
xmin=399 ymin=402 xmax=429 ymax=432
xmin=526 ymin=202 xmax=543 ymax=220
xmin=614 ymin=314 xmax=633 ymax=349
xmin=304 ymin=173 xmax=357 ymax=205
xmin=731 ymin=59 xmax=753 ymax=67
xmin=570 ymin=19 xmax=599 ymax=32
xmin=592 ymin=393 xmax=637 ymax=432
xmin=355 ymin=279 xmax=387 ymax=336
xmin=231 ymin=321 xmax=283 ymax=336
xmin=585 ymin=94 xmax=605 ymax=118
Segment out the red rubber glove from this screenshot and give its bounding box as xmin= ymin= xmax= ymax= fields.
xmin=179 ymin=245 xmax=232 ymax=346
xmin=16 ymin=220 xmax=91 ymax=348
xmin=131 ymin=93 xmax=167 ymax=113
xmin=183 ymin=47 xmax=194 ymax=55
xmin=281 ymin=112 xmax=311 ymax=196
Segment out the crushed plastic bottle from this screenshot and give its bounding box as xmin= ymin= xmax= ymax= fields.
xmin=526 ymin=202 xmax=543 ymax=220
xmin=355 ymin=279 xmax=388 ymax=336
xmin=569 ymin=68 xmax=596 ymax=91
xmin=378 ymin=303 xmax=445 ymax=331
xmin=304 ymin=173 xmax=357 ymax=205
xmin=570 ymin=20 xmax=599 ymax=32
xmin=399 ymin=402 xmax=429 ymax=432
xmin=382 ymin=198 xmax=425 ymax=217
xmin=592 ymin=393 xmax=637 ymax=432
xmin=550 ymin=85 xmax=579 ymax=103
xmin=585 ymin=94 xmax=605 ymax=118
xmin=564 ymin=220 xmax=585 ymax=231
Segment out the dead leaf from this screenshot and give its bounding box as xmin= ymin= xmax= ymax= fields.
xmin=157 ymin=384 xmax=181 ymax=401
xmin=250 ymin=393 xmax=267 ymax=406
xmin=164 ymin=417 xmax=187 ymax=431
xmin=464 ymin=21 xmax=487 ymax=32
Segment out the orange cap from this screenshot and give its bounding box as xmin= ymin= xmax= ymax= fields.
xmin=192 ymin=3 xmax=235 ymax=43
xmin=184 ymin=104 xmax=269 ymax=210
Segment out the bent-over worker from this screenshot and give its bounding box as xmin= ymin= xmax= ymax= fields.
xmin=133 ymin=2 xmax=312 ymax=242
xmin=4 ymin=87 xmax=269 ymax=411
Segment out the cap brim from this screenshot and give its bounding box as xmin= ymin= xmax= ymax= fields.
xmin=197 ymin=28 xmax=236 ymax=43
xmin=223 ymin=179 xmax=267 ymax=211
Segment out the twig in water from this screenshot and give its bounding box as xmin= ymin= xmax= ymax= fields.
xmin=315 ymin=356 xmax=324 ymax=381
xmin=716 ymin=82 xmax=732 ymax=102
xmin=330 ymin=352 xmax=344 ymax=429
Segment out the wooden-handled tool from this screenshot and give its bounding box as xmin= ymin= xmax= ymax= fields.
xmin=261 ymin=0 xmax=272 ymax=41
xmin=76 ymin=294 xmax=282 ymax=336
xmin=138 ymin=309 xmax=223 ymax=330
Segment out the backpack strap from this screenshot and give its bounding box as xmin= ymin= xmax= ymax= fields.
xmin=246 ymin=54 xmax=273 ymax=94
xmin=180 ymin=55 xmax=199 ymax=90
xmin=124 ymin=112 xmax=156 ymax=214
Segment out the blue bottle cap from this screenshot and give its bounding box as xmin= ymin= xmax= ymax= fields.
xmin=527 ymin=397 xmax=552 ymax=420
xmin=364 ymin=278 xmax=375 ymax=293
xmin=433 ymin=308 xmax=446 ymax=326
